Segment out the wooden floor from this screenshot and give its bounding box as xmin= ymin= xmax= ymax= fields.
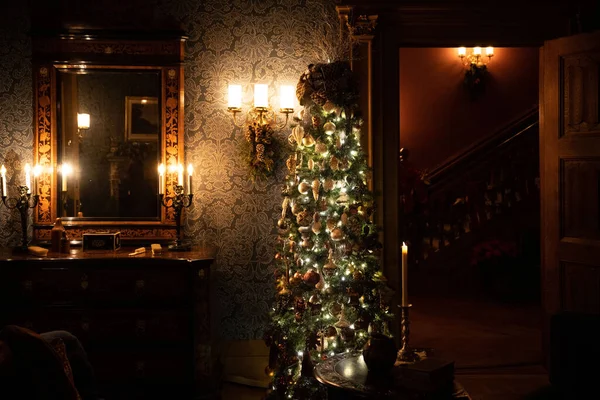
xmin=219 ymin=295 xmax=558 ymax=400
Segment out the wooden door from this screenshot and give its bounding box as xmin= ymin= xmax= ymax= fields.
xmin=540 ymin=30 xmax=600 ymax=359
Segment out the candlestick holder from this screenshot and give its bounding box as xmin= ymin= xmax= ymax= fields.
xmin=159 ymin=184 xmax=193 ymax=251
xmin=397 ymin=304 xmax=421 ymax=363
xmin=1 ymin=185 xmax=39 ymax=252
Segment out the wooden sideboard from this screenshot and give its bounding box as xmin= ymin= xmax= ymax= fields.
xmin=0 ymin=247 xmax=215 ymax=400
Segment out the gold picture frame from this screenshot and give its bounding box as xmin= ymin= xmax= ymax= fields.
xmin=125 ymin=96 xmax=160 ymax=141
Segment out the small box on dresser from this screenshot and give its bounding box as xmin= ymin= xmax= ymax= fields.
xmin=82 ymin=232 xmax=121 ymax=251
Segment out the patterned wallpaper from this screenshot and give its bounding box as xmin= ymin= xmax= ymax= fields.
xmin=0 ymin=0 xmax=339 ymax=339
xmin=0 ymin=3 xmax=33 ymax=246
xmin=156 ymin=0 xmax=339 ymax=339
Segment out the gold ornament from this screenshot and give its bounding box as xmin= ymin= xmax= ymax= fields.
xmin=311 ymin=179 xmax=320 ymax=201
xmin=296 ymin=210 xmax=312 ymax=226
xmin=323 ymin=178 xmax=334 ymax=192
xmin=291 ymin=202 xmax=302 ymax=215
xmin=330 ymin=156 xmax=339 ymax=171
xmin=289 ymin=125 xmax=305 ymax=146
xmin=326 ymin=218 xmax=337 ymax=231
xmin=330 ymin=227 xmax=344 ymax=241
xmin=298 ymin=181 xmax=310 ymax=194
xmin=336 ymin=136 xmax=342 ymax=149
xmin=322 ymin=101 xmax=335 ymax=114
xmin=286 ymin=154 xmax=297 ymax=173
xmin=311 ymin=220 xmax=322 ymax=234
xmin=302 ymin=134 xmax=316 ymax=147
xmin=341 ymin=212 xmax=348 ymax=225
xmin=324 ymin=121 xmax=336 ymax=135
xmin=323 ymin=250 xmax=337 ymax=276
xmin=308 ymin=159 xmax=315 ymax=170
xmin=315 ymin=142 xmax=328 ymax=155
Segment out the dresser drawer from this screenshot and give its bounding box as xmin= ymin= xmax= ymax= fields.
xmin=88 ymin=268 xmax=189 ymax=305
xmin=12 ymin=267 xmax=89 ymax=305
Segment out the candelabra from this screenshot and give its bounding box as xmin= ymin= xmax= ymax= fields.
xmin=397 ymin=304 xmax=421 ymax=363
xmin=2 ymin=185 xmax=39 ymax=252
xmin=159 ymin=184 xmax=193 ymax=251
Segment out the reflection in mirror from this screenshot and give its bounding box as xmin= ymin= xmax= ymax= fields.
xmin=58 ymin=69 xmax=161 ymax=220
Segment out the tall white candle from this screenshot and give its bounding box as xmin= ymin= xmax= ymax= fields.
xmin=61 ymin=163 xmax=71 ymax=192
xmin=279 ymin=85 xmax=295 ymax=110
xmin=401 ymin=242 xmax=408 ymax=307
xmin=24 ymin=163 xmax=31 ymax=194
xmin=177 ymin=164 xmax=184 ymax=187
xmin=158 ymin=164 xmax=165 ymax=194
xmin=0 ymin=165 xmax=6 ymax=197
xmin=227 ymin=85 xmax=242 ymax=109
xmin=187 ymin=164 xmax=194 ymax=194
xmin=254 ymin=84 xmax=269 ymax=108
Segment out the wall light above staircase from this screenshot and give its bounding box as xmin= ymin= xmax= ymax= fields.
xmin=457 ymin=46 xmax=494 ymax=99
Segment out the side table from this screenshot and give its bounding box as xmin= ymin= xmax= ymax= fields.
xmin=314 ymin=353 xmax=471 ymax=400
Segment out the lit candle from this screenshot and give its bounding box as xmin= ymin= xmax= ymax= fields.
xmin=473 ymin=46 xmax=482 ymax=56
xmin=61 ymin=163 xmax=72 ymax=192
xmin=187 ymin=164 xmax=194 ymax=194
xmin=177 ymin=164 xmax=184 ymax=187
xmin=158 ymin=163 xmax=165 ymax=195
xmin=24 ymin=163 xmax=31 ymax=194
xmin=457 ymin=47 xmax=466 ymax=57
xmin=279 ymin=85 xmax=295 ymax=111
xmin=0 ymin=164 xmax=6 ymax=197
xmin=401 ymin=242 xmax=408 ymax=307
xmin=77 ymin=113 xmax=90 ymax=130
xmin=227 ymin=84 xmax=242 ymax=109
xmin=33 ymin=165 xmax=42 ymax=195
xmin=485 ymin=46 xmax=494 ymax=57
xmin=254 ymin=84 xmax=269 ymax=108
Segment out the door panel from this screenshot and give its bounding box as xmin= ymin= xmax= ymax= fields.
xmin=540 ymin=31 xmax=600 ymax=363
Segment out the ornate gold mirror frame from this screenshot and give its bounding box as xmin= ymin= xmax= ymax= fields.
xmin=32 ymin=31 xmax=187 ymax=243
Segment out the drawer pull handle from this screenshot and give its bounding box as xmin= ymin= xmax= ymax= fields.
xmin=81 ymin=274 xmax=89 ymax=290
xmin=22 ymin=280 xmax=33 ymax=292
xmin=135 ymin=319 xmax=146 ymax=336
xmin=198 ymin=269 xmax=205 ymax=279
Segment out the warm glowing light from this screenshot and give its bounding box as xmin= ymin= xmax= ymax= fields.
xmin=77 ymin=113 xmax=90 ymax=129
xmin=279 ymin=85 xmax=295 ymax=110
xmin=486 ymin=46 xmax=494 ymax=56
xmin=227 ymin=85 xmax=242 ymax=109
xmin=253 ymin=84 xmax=269 ymax=108
xmin=457 ymin=47 xmax=466 ymax=57
xmin=141 ymin=99 xmax=148 ymax=104
xmin=33 ymin=165 xmax=42 ymax=177
xmin=473 ymin=46 xmax=482 ymax=56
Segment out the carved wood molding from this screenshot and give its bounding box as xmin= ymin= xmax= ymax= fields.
xmin=34 ymin=65 xmax=55 ymax=226
xmin=347 ymin=15 xmax=378 ymax=37
xmin=32 ymin=38 xmax=181 ymax=57
xmin=35 ymin=226 xmax=177 ymax=241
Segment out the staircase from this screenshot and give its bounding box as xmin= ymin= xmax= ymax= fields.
xmin=400 ymin=107 xmax=540 ymax=300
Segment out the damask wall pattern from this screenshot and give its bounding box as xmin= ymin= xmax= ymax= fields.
xmin=157 ymin=0 xmax=338 ymax=339
xmin=0 ymin=0 xmax=338 ymax=339
xmin=0 ymin=3 xmax=33 ymax=247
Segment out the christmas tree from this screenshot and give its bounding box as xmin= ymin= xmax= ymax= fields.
xmin=264 ymin=61 xmax=394 ymax=399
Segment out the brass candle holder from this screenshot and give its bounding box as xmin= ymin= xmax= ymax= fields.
xmin=397 ymin=304 xmax=421 ymax=363
xmin=2 ymin=185 xmax=39 ymax=252
xmin=159 ymin=184 xmax=193 ymax=251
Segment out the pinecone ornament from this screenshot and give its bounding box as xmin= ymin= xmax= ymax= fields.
xmin=311 ymin=89 xmax=327 ymax=106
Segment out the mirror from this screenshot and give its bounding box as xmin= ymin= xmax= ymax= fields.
xmin=32 ymin=30 xmax=186 ymax=243
xmin=57 ymin=69 xmax=161 ymax=220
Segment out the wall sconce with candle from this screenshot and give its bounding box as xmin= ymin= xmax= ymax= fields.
xmin=0 ymin=163 xmax=41 ymax=251
xmin=77 ymin=113 xmax=90 ymax=139
xmin=227 ymin=83 xmax=295 ymax=180
xmin=157 ymin=162 xmax=194 ymax=251
xmin=227 ymin=83 xmax=295 ymax=129
xmin=457 ymin=46 xmax=494 ymax=98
